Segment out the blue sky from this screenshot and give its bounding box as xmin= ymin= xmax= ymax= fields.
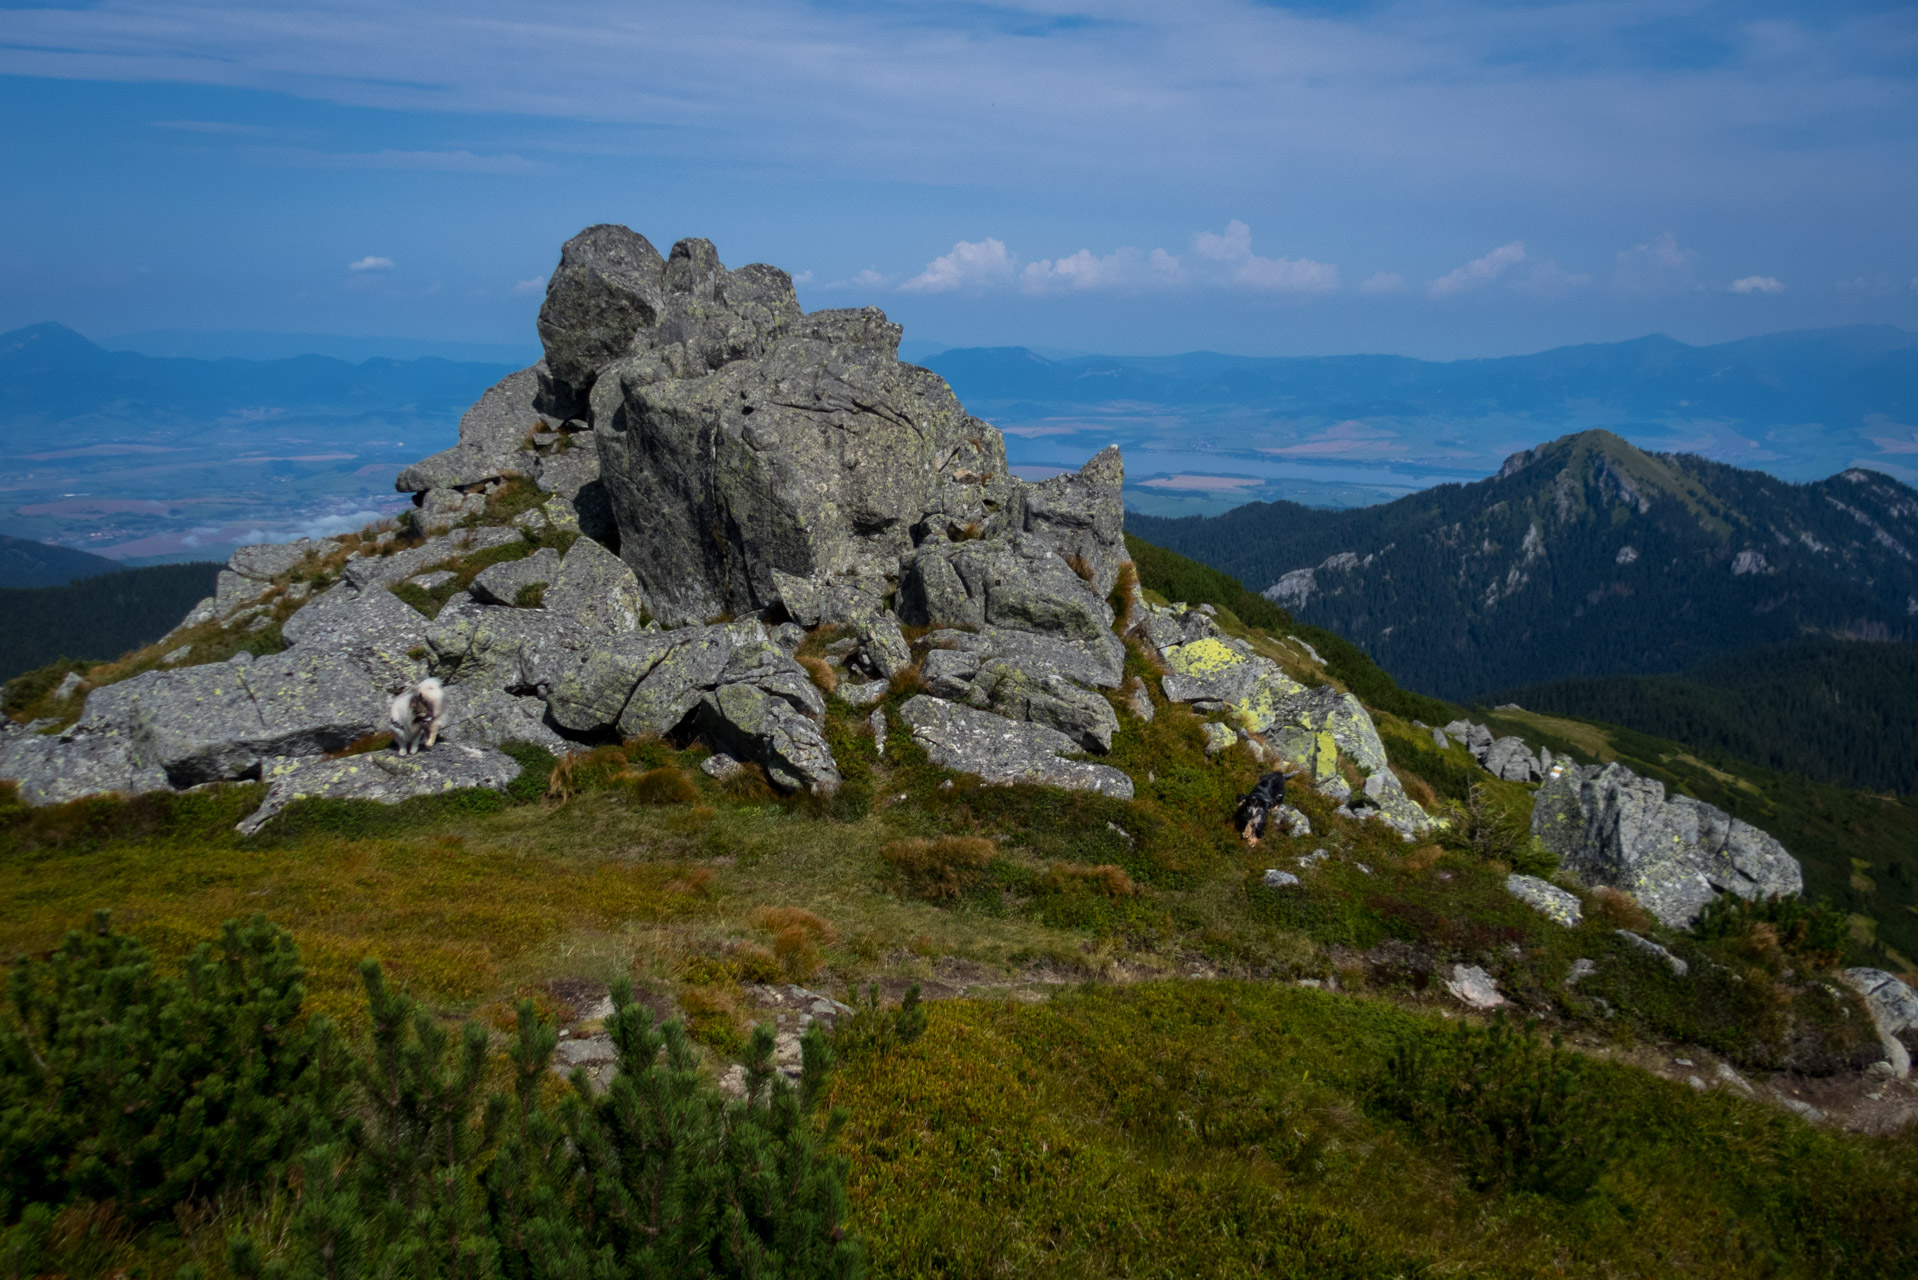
xmin=1 ymin=0 xmax=1914 ymax=359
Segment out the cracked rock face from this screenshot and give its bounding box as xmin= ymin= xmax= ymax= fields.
xmin=1533 ymin=761 xmax=1803 ymax=928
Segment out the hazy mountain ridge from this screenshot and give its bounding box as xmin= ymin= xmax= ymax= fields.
xmin=0 ymin=533 xmax=122 ymax=588
xmin=926 ymin=325 xmax=1918 ymax=514
xmin=0 ymin=322 xmax=512 ymax=560
xmin=1129 ymin=430 xmax=1918 ymax=700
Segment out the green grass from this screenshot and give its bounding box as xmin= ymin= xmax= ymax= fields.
xmin=829 ymin=982 xmax=1918 ymax=1278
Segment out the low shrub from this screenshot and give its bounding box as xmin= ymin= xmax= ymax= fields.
xmin=1372 ymin=1015 xmax=1618 ymax=1201
xmin=0 ymin=917 xmax=865 ymax=1276
xmin=1692 ymin=892 xmax=1848 ymax=968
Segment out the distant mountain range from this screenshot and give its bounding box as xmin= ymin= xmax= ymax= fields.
xmin=1129 ymin=430 xmax=1918 ymax=700
xmin=925 ymin=324 xmax=1918 ymax=514
xmin=0 ymin=322 xmax=512 ymax=561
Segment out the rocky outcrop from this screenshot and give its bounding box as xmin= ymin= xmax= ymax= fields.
xmin=1505 ymin=873 xmax=1583 ymax=926
xmin=1134 ymin=602 xmax=1433 ymax=838
xmin=238 ymin=745 xmax=524 ymax=836
xmin=897 ymin=696 xmax=1132 ymax=800
xmin=1843 ymin=968 xmax=1917 ymax=1078
xmin=1532 ymin=760 xmax=1803 ymax=928
xmin=3 ymin=224 xmax=1447 ymax=839
xmin=395 ymin=366 xmax=543 ymax=494
xmin=1442 ymin=719 xmax=1544 ymax=783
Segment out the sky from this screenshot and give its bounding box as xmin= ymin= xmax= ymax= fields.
xmin=1 ymin=0 xmax=1915 ymax=360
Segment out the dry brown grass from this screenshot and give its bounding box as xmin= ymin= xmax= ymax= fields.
xmin=1109 ymin=560 xmax=1141 ymax=631
xmin=1042 ymin=863 xmax=1136 ymax=898
xmin=1400 ymin=843 xmax=1445 ymax=873
xmin=887 ymin=663 xmax=924 ymax=697
xmin=1587 ymin=886 xmax=1653 ymax=931
xmin=798 ymin=654 xmax=839 ymax=694
xmin=1063 ymin=552 xmax=1095 ymax=584
xmin=881 ymin=836 xmax=996 ymax=900
xmin=1391 ymin=764 xmax=1439 ymax=810
xmin=624 ymin=766 xmax=700 ymax=806
xmin=546 ymin=745 xmax=631 ymax=805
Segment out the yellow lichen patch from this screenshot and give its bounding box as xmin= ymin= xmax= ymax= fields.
xmin=1163 ymin=636 xmax=1244 ymax=678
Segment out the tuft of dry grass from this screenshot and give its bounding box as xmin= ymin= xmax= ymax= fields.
xmin=1391 ymin=764 xmax=1439 ymax=809
xmin=1587 ymin=885 xmax=1653 ymax=931
xmin=798 ymin=654 xmax=839 ymax=694
xmin=887 ymin=663 xmax=924 ymax=697
xmin=624 ymin=766 xmax=700 ymax=806
xmin=881 ymin=836 xmax=995 ymax=901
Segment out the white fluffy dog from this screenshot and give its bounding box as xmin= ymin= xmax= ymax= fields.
xmin=390 ymin=678 xmax=446 ymax=755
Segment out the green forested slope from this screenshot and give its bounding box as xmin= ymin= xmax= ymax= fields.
xmin=0 ymin=563 xmax=220 ymax=682
xmin=1499 ymin=638 xmax=1918 ymax=795
xmin=1127 ymin=431 xmax=1918 ymax=699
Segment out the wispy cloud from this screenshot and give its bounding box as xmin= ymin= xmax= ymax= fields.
xmin=1358 ymin=271 xmax=1405 ymax=295
xmin=1429 ymin=241 xmax=1525 ymax=299
xmin=148 ymin=119 xmax=272 ymax=135
xmin=1191 ymin=221 xmax=1337 ymax=294
xmin=899 ymin=223 xmax=1332 ymax=297
xmin=1613 ymin=232 xmax=1699 ymax=295
xmin=252 ymin=147 xmax=539 ymax=173
xmin=348 ymin=256 xmax=394 ymax=272
xmin=822 ymin=269 xmax=892 ymax=292
xmin=1729 ymin=274 xmax=1784 ymax=294
xmin=511 ymin=275 xmax=545 ymax=294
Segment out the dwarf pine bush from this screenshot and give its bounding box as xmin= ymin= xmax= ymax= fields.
xmin=1373 ymin=1015 xmax=1618 ymax=1201
xmin=1 ymin=917 xmax=863 ymax=1279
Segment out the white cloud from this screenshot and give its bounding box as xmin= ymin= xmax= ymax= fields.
xmin=1191 ymin=220 xmax=1338 ymax=293
xmin=901 ymin=238 xmax=1015 ymax=293
xmin=1020 ymin=246 xmax=1183 ymax=294
xmin=789 ymin=269 xmax=813 ymax=285
xmin=511 ymin=275 xmax=545 ymax=294
xmin=348 ymin=255 xmax=395 ymax=271
xmin=1358 ymin=271 xmax=1405 ymax=295
xmin=1428 ymin=241 xmax=1525 ymax=299
xmin=1729 ymin=275 xmax=1784 ymax=294
xmin=1613 ymin=232 xmax=1699 ymax=295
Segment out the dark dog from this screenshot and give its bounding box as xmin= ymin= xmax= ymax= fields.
xmin=1234 ymin=769 xmax=1299 ymax=846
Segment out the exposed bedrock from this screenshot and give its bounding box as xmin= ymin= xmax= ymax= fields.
xmin=1532 ymin=761 xmax=1803 ymax=928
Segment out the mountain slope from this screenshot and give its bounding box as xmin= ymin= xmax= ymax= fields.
xmin=0 ymin=562 xmax=223 ymax=683
xmin=0 ymin=533 xmax=121 ymax=588
xmin=1128 ymin=430 xmax=1918 ymax=700
xmin=1497 ymin=638 xmax=1918 ymax=795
